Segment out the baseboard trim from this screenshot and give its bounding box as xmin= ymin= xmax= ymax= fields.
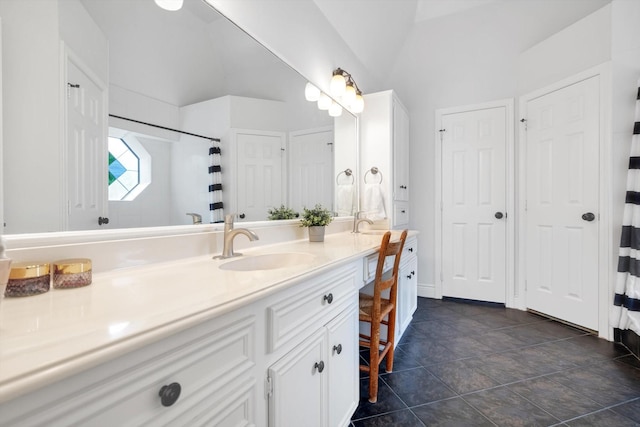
xmin=418 ymin=282 xmax=437 ymax=299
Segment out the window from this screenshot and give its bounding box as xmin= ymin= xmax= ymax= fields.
xmin=108 ymin=130 xmax=151 ymax=201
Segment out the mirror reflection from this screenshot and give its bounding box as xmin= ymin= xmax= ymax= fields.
xmin=0 ymin=0 xmax=357 ymax=234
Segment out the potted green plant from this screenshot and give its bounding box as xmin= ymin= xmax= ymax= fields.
xmin=300 ymin=204 xmax=333 ymax=242
xmin=267 ymin=205 xmax=299 ymax=220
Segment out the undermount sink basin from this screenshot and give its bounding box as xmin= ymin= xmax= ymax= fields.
xmin=219 ymin=252 xmax=316 ymax=271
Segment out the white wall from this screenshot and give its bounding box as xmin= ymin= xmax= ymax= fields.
xmin=206 ymin=0 xmax=382 ymax=100
xmin=0 ymin=1 xmax=61 ymax=233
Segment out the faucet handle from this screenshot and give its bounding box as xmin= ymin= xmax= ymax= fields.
xmin=186 ymin=213 xmax=202 ymax=224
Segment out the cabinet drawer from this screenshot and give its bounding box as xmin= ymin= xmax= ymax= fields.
xmin=393 ymin=203 xmax=409 ymax=227
xmin=267 ymin=264 xmax=358 ymax=353
xmin=2 ymin=316 xmax=256 ymax=427
xmin=402 ymin=236 xmax=417 ymax=263
xmin=363 ymin=251 xmax=391 ymax=283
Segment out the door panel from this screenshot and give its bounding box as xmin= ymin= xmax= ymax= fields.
xmin=525 ymin=76 xmax=599 ymax=330
xmin=441 ymin=107 xmax=507 ymax=303
xmin=289 ymin=129 xmax=333 ymax=213
xmin=235 ymin=130 xmax=285 ymax=221
xmin=66 ymin=59 xmax=107 ymax=231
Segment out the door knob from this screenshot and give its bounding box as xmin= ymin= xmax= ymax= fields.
xmin=495 ymin=212 xmax=504 ymax=219
xmin=582 ymin=212 xmax=595 ymax=222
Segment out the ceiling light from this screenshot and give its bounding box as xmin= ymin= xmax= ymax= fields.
xmin=154 ymin=0 xmax=183 ymax=11
xmin=317 ymin=93 xmax=332 ymax=110
xmin=305 ymin=82 xmax=320 ymax=102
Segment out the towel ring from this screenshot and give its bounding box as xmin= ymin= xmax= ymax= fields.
xmin=364 ymin=166 xmax=383 ymax=184
xmin=336 ymin=168 xmax=355 ymax=185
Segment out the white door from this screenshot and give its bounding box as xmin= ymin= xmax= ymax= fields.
xmin=235 ymin=130 xmax=285 ymax=221
xmin=524 ymin=76 xmax=599 ymax=330
xmin=289 ymin=129 xmax=334 ymax=213
xmin=66 ymin=58 xmax=107 ymax=231
xmin=441 ymin=106 xmax=507 ymax=303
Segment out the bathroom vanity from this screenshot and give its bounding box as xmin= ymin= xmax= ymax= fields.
xmin=0 ymin=231 xmax=417 ymax=426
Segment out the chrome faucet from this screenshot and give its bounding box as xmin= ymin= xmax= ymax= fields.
xmin=352 ymin=211 xmax=374 ymax=233
xmin=186 ymin=212 xmax=202 ymax=224
xmin=214 ymin=214 xmax=259 ymax=259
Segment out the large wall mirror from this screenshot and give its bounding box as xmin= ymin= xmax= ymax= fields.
xmin=0 ymin=0 xmax=358 ymax=235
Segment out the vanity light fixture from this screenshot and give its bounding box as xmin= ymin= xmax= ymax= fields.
xmin=154 ymin=0 xmax=183 ymax=11
xmin=304 ymin=67 xmax=364 ymax=117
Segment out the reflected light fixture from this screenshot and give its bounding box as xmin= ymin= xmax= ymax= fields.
xmin=154 ymin=0 xmax=183 ymax=11
xmin=303 ymin=67 xmax=364 ymax=117
xmin=305 ymin=82 xmax=321 ymax=101
xmin=329 ymin=102 xmax=343 ymax=117
xmin=317 ymin=93 xmax=332 ymax=110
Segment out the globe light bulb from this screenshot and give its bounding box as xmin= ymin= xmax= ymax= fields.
xmin=317 ymin=93 xmax=332 ymax=110
xmin=343 ymin=83 xmax=356 ymax=107
xmin=154 ymin=0 xmax=183 ymax=11
xmin=351 ymin=93 xmax=364 ymax=113
xmin=304 ymin=82 xmax=320 ymax=101
xmin=330 ymin=73 xmax=346 ymax=97
xmin=329 ymin=102 xmax=343 ymax=117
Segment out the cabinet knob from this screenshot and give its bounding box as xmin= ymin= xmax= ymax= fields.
xmin=399 ymin=185 xmax=407 ymax=189
xmin=408 ymin=247 xmax=413 ymax=253
xmin=323 ymin=293 xmax=333 ymax=304
xmin=159 ymin=382 xmax=181 ymax=407
xmin=239 ymin=213 xmax=246 ymax=219
xmin=333 ymin=344 xmax=342 ymax=355
xmin=98 ymin=216 xmax=109 ymax=225
xmin=401 ymin=210 xmax=406 ymax=214
xmin=406 ymin=274 xmax=412 ymax=279
xmin=314 ymin=361 xmax=325 ymax=373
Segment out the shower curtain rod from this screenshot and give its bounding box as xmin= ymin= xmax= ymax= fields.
xmin=109 ymin=114 xmax=220 ymax=142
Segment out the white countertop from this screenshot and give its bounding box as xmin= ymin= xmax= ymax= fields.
xmin=0 ymin=231 xmax=411 ymax=403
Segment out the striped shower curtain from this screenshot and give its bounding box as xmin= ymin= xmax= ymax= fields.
xmin=209 ymin=139 xmax=224 ymax=223
xmin=612 ymin=82 xmax=640 ymax=336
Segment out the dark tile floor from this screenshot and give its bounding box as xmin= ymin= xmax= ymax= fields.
xmin=351 ymin=297 xmax=640 ymax=426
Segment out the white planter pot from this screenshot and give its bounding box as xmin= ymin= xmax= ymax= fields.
xmin=308 ymin=226 xmax=325 ymax=242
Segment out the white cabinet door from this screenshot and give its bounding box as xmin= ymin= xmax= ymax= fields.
xmin=393 ymin=100 xmax=410 ymax=202
xmin=268 ymin=328 xmax=327 ymax=427
xmin=398 ymin=255 xmax=418 ymax=338
xmin=327 ymin=307 xmax=358 ymax=427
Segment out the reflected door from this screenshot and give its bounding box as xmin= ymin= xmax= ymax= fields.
xmin=289 ymin=128 xmax=334 ymax=214
xmin=441 ymin=106 xmax=507 ymax=303
xmin=235 ymin=130 xmax=285 ymax=221
xmin=66 ymin=58 xmax=107 ymax=231
xmin=525 ymin=76 xmax=599 ymax=330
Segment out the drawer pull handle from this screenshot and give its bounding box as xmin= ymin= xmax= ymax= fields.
xmin=333 ymin=344 xmax=343 ymax=355
xmin=324 ymin=293 xmax=334 ymax=304
xmin=159 ymin=382 xmax=181 ymax=407
xmin=314 ymin=361 xmax=325 ymax=373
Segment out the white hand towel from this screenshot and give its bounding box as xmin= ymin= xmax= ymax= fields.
xmin=336 ymin=184 xmax=355 ymax=216
xmin=363 ymin=183 xmax=386 ymax=220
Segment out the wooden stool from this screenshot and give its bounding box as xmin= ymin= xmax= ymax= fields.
xmin=358 ymin=230 xmax=408 ymax=403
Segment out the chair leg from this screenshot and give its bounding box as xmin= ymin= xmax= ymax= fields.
xmin=385 ymin=308 xmax=397 ymax=373
xmin=368 ymin=320 xmax=381 ymax=403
